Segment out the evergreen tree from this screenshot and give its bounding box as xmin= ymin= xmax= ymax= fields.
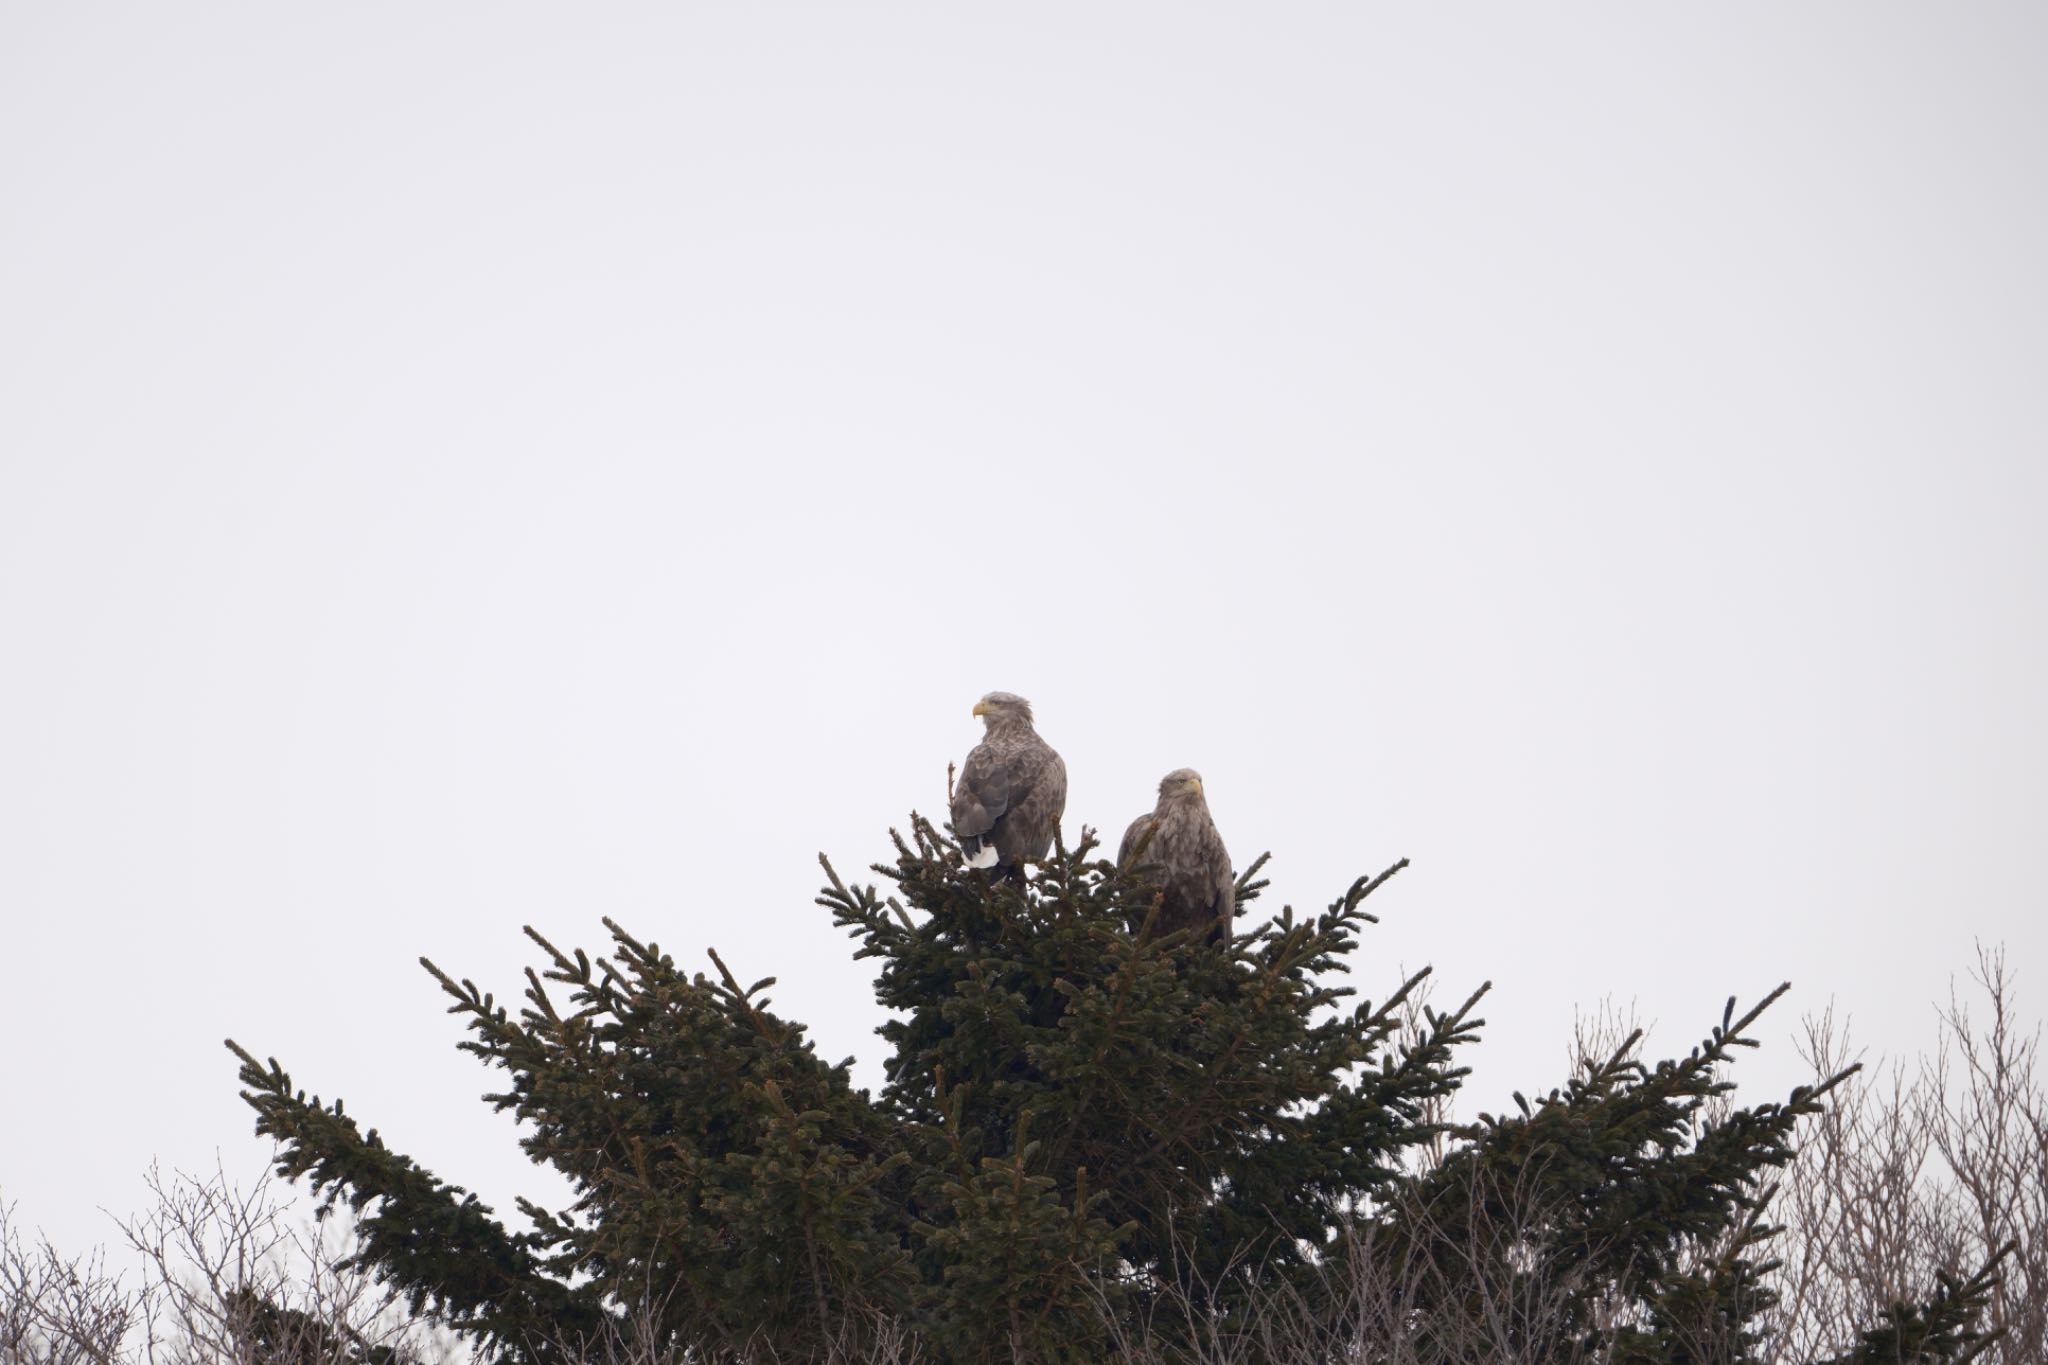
xmin=227 ymin=816 xmax=2002 ymax=1363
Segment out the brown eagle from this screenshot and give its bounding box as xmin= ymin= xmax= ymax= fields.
xmin=951 ymin=692 xmax=1067 ymax=875
xmin=1118 ymin=769 xmax=1234 ymax=941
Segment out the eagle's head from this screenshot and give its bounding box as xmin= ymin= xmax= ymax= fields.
xmin=973 ymin=691 xmax=1035 ymax=727
xmin=1158 ymin=768 xmax=1205 ymax=801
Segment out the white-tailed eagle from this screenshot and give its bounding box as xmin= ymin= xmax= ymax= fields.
xmin=951 ymin=692 xmax=1067 ymax=875
xmin=1118 ymin=768 xmax=1234 ymax=942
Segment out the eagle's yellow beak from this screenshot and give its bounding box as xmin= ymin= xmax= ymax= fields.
xmin=972 ymin=701 xmax=989 ymax=717
xmin=1187 ymin=776 xmax=1204 ymax=795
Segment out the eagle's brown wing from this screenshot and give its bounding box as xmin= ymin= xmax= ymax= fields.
xmin=951 ymin=738 xmax=1012 ymax=844
xmin=1204 ymin=836 xmax=1236 ymax=941
xmin=1118 ymin=810 xmax=1171 ymax=935
xmin=1117 ymin=812 xmax=1158 ymax=869
xmin=992 ymin=740 xmax=1065 ymax=865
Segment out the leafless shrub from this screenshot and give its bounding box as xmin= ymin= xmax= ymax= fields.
xmin=1569 ymin=995 xmax=1648 ymax=1082
xmin=0 ymin=1204 xmax=140 ymax=1365
xmin=1764 ymin=945 xmax=2046 ymax=1365
xmin=545 ymin=1292 xmax=927 ymax=1365
xmin=1330 ymin=1175 xmax=1609 ymax=1365
xmin=1094 ymin=1166 xmax=1650 ymax=1365
xmin=1394 ymin=969 xmax=1457 ymax=1177
xmin=1927 ymin=948 xmax=2048 ymax=1360
xmin=1 ymin=1162 xmax=460 ymax=1365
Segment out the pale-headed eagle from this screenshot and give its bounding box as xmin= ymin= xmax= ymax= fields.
xmin=1118 ymin=769 xmax=1234 ymax=942
xmin=951 ymin=692 xmax=1068 ymax=874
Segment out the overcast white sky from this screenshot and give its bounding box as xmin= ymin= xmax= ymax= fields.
xmin=3 ymin=4 xmax=2044 ymax=1258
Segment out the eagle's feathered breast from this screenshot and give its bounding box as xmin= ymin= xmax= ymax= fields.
xmin=1118 ymin=769 xmax=1234 ymax=942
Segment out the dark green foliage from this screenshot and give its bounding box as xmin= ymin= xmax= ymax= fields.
xmin=218 ymin=1285 xmax=421 ymax=1365
xmin=224 ymin=1043 xmax=607 ymax=1353
xmin=1821 ymin=1249 xmax=2014 ymax=1365
xmin=228 ymin=814 xmax=2004 ymax=1364
xmin=840 ymin=822 xmax=1475 ymax=1307
xmin=1361 ymin=989 xmax=1851 ymax=1365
